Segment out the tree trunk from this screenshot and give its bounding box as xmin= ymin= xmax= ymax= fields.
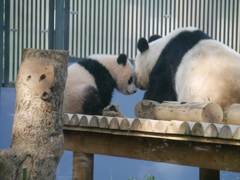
xmin=0 ymin=48 xmax=69 ymax=180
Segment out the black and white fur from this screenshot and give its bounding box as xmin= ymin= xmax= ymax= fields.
xmin=64 ymin=54 xmax=137 ymax=115
xmin=135 ymin=27 xmax=240 ymax=112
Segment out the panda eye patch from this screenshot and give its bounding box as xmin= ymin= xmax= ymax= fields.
xmin=128 ymin=77 xmax=133 ymax=84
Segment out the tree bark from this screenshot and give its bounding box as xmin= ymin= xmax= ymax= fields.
xmin=0 ymin=48 xmax=69 ymax=180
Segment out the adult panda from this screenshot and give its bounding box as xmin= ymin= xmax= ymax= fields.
xmin=64 ymin=54 xmax=137 ymax=115
xmin=135 ymin=27 xmax=240 ymax=112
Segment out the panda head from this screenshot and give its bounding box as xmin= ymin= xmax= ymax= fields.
xmin=134 ymin=35 xmax=162 ymax=90
xmin=115 ymin=54 xmax=137 ymax=94
xmin=89 ymin=54 xmax=137 ymax=95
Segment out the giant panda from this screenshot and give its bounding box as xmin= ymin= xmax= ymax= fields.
xmin=135 ymin=27 xmax=240 ymax=112
xmin=64 ymin=54 xmax=137 ymax=115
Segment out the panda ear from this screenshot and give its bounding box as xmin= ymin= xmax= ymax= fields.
xmin=117 ymin=54 xmax=128 ymax=66
xmin=137 ymin=38 xmax=149 ymax=53
xmin=148 ymin=34 xmax=161 ymax=43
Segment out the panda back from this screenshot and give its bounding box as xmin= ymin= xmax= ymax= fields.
xmin=145 ymin=29 xmax=211 ymax=102
xmin=152 ymin=29 xmax=211 ymax=78
xmin=175 ymin=39 xmax=240 ymax=108
xmin=77 ymin=58 xmax=116 ymax=106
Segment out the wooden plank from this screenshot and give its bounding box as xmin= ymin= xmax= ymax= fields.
xmin=99 ymin=116 xmax=110 ymax=128
xmin=152 ymin=120 xmax=170 ymax=133
xmin=69 ymin=114 xmax=80 ymax=126
xmin=191 ymin=122 xmax=204 ymax=136
xmin=120 ymin=118 xmax=134 ymax=130
xmin=64 ymin=113 xmax=72 ymax=125
xmin=131 ymin=119 xmax=153 ymax=132
xmin=218 ymin=125 xmax=232 ymax=139
xmin=64 ymin=130 xmax=240 ymax=172
xmin=78 ymin=115 xmax=90 ymax=127
xmin=166 ymin=120 xmax=191 ymax=134
xmin=204 ymin=124 xmax=218 ymax=137
xmin=109 ymin=117 xmax=121 ymax=129
xmin=233 ymin=127 xmax=240 ymax=140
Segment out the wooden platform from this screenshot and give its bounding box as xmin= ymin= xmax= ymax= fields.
xmin=63 ymin=113 xmax=240 ymax=173
xmin=64 ymin=114 xmax=240 ymax=144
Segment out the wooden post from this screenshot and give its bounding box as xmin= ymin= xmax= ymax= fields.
xmin=135 ymin=100 xmax=223 ymax=123
xmin=73 ymin=152 xmax=94 ymax=180
xmin=0 ymin=48 xmax=69 ymax=179
xmin=200 ymin=168 xmax=220 ymax=180
xmin=70 ymin=104 xmax=126 ymax=180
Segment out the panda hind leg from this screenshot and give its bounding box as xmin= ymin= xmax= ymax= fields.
xmin=82 ymin=85 xmax=103 ymax=115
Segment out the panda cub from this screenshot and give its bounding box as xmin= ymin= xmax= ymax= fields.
xmin=64 ymin=54 xmax=137 ymax=115
xmin=135 ymin=27 xmax=240 ymax=112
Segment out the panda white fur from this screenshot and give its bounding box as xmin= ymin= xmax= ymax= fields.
xmin=64 ymin=54 xmax=137 ymax=115
xmin=135 ymin=27 xmax=240 ymax=112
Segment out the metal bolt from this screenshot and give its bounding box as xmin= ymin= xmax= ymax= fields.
xmin=41 ymin=30 xmax=48 ymax=33
xmin=70 ymin=11 xmax=78 ymax=14
xmin=10 ymin=28 xmax=18 ymax=32
xmin=163 ymin=14 xmax=171 ymax=18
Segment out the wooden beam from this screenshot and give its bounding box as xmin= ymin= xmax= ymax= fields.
xmin=134 ymin=100 xmax=223 ymax=123
xmin=63 ymin=125 xmax=240 ymax=146
xmin=64 ymin=130 xmax=240 ymax=172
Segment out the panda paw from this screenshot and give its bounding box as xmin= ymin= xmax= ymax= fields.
xmin=102 ymin=104 xmax=125 ymax=118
